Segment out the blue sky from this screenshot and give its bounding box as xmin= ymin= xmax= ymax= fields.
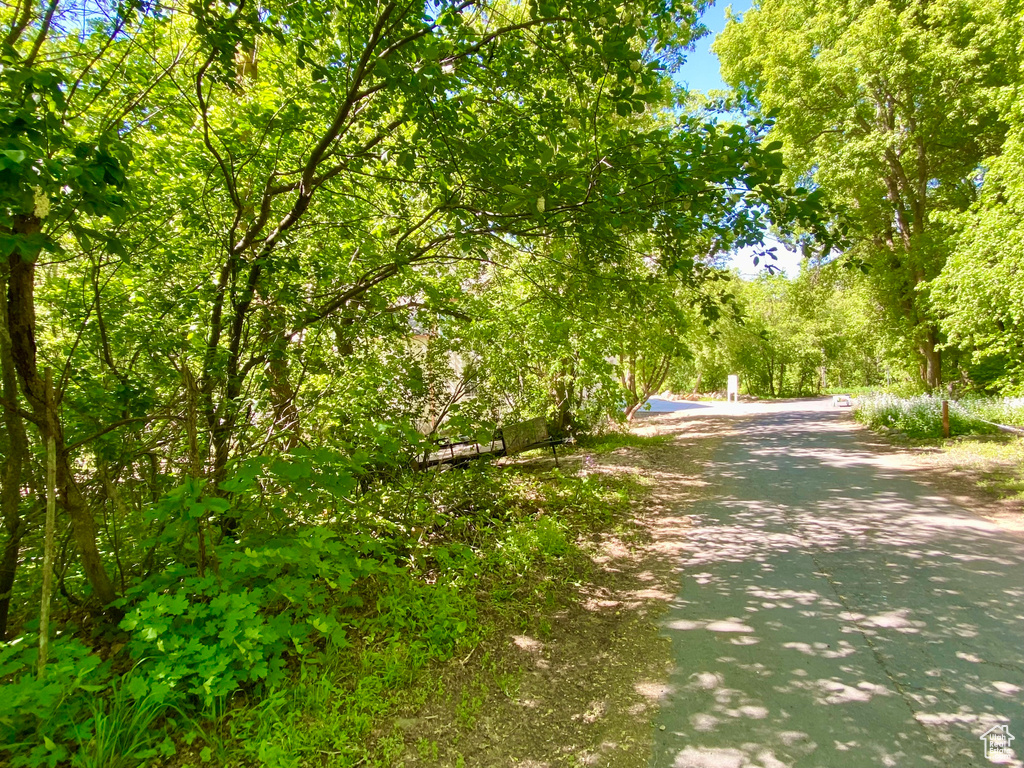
xmin=670 ymin=1 xmax=804 ymax=278
xmin=673 ymin=0 xmax=753 ymax=93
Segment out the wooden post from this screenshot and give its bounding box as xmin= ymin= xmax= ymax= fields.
xmin=37 ymin=368 xmax=56 ymax=679
xmin=942 ymin=400 xmax=950 ymax=439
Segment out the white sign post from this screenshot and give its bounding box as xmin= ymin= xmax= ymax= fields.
xmin=727 ymin=374 xmax=739 ymax=403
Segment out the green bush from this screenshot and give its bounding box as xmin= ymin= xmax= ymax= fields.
xmin=0 ymin=634 xmax=110 ymax=767
xmin=964 ymin=397 xmax=1024 ymax=428
xmin=853 ymin=394 xmax=1004 ymax=438
xmin=1 ymin=456 xmax=637 ymax=767
xmin=118 ymin=528 xmax=393 ymax=706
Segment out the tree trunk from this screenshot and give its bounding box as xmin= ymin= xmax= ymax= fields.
xmin=553 ymin=361 xmax=577 ymax=436
xmin=0 ymin=275 xmax=30 ymax=639
xmin=5 ymin=221 xmax=117 ymax=607
xmin=919 ymin=325 xmax=942 ymax=390
xmin=38 ymin=368 xmax=57 ymax=679
xmin=623 ymin=354 xmax=673 ymax=421
xmin=265 ymin=314 xmax=300 ymax=451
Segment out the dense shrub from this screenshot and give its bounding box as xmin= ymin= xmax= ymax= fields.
xmin=965 ymin=398 xmax=1024 ymax=428
xmin=1 ymin=452 xmax=635 ymax=767
xmin=852 ymin=394 xmax=1022 ymax=438
xmin=0 ymin=635 xmax=111 ymax=767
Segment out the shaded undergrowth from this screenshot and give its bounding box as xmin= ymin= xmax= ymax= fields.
xmin=1 ymin=456 xmax=645 ymax=768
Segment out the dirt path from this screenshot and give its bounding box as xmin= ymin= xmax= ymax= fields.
xmin=644 ymin=400 xmax=1024 ymax=768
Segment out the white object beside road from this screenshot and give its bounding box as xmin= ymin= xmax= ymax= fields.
xmin=728 ymin=374 xmax=739 ymax=403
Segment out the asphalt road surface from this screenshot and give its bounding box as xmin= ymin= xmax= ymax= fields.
xmin=650 ymin=401 xmax=1023 ymax=768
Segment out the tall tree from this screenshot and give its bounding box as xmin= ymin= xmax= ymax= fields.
xmin=1 ymin=0 xmax=156 ymax=605
xmin=715 ymin=0 xmax=1014 ymax=389
xmin=930 ymin=7 xmax=1024 ymax=394
xmin=0 ymin=0 xmax=831 ymax=620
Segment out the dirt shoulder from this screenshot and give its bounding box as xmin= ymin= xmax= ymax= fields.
xmin=381 ymin=415 xmax=736 ymax=767
xmin=842 ymin=416 xmax=1024 ymax=535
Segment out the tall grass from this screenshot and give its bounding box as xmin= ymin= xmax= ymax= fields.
xmin=965 ymin=398 xmax=1024 ymax=428
xmin=74 ymin=674 xmax=170 ymax=768
xmin=853 ymin=395 xmax=1024 ymax=438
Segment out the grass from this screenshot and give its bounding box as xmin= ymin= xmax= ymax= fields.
xmin=824 ymin=385 xmax=888 ymax=397
xmin=854 ymin=394 xmax=1024 ymax=503
xmin=573 ymin=431 xmax=672 ymax=454
xmin=933 ymin=436 xmax=1024 ymax=502
xmin=75 ymin=677 xmax=170 ymax=768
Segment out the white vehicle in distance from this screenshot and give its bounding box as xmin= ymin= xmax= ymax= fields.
xmin=831 ymin=394 xmax=853 ymax=407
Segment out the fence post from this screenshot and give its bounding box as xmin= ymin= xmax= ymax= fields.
xmin=942 ymin=400 xmax=950 ymax=438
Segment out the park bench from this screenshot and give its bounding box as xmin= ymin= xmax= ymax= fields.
xmin=417 ymin=416 xmax=564 ymax=469
xmin=417 ymin=433 xmax=504 ymax=469
xmin=498 ymin=416 xmax=565 ymax=467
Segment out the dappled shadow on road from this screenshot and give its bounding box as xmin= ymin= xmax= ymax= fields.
xmin=651 ymin=409 xmax=1024 ymax=768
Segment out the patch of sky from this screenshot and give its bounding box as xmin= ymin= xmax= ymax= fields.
xmin=672 ymin=0 xmax=753 ymax=95
xmin=729 ymin=238 xmax=805 ymax=279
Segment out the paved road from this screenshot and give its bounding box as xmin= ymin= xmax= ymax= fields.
xmin=650 ymin=401 xmax=1024 ymax=768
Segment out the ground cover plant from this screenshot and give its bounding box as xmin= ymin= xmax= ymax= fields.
xmin=0 ymin=457 xmax=637 ymax=767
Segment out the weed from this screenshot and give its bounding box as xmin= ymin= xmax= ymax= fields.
xmin=854 ymin=394 xmax=1008 ymax=438
xmin=494 ymin=669 xmax=521 ymax=699
xmin=417 ymin=737 xmax=439 ymax=760
xmin=74 ymin=674 xmax=171 ymax=768
xmin=374 ymin=727 xmax=405 ymax=766
xmin=455 ymin=684 xmax=485 ymax=729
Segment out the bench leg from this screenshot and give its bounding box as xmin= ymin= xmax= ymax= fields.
xmin=551 ymin=443 xmax=559 ymax=468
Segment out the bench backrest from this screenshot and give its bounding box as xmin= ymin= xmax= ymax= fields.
xmin=502 ymin=416 xmax=549 ymax=456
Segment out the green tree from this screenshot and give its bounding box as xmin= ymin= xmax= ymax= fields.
xmin=716 ymin=0 xmax=1016 ymax=389
xmin=0 ymin=0 xmax=833 ymax=634
xmin=930 ymin=8 xmax=1024 ymax=393
xmin=1 ymin=0 xmax=165 ymax=606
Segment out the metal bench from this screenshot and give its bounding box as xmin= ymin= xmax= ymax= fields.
xmin=417 ymin=416 xmax=564 ymax=469
xmin=498 ymin=416 xmax=564 ymax=467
